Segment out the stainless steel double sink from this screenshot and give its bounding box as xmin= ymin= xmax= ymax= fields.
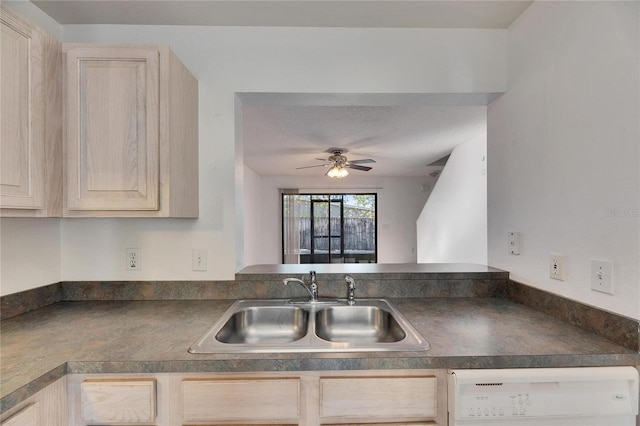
xmin=188 ymin=299 xmax=429 ymax=353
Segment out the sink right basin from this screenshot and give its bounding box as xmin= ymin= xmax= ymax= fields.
xmin=315 ymin=305 xmax=406 ymax=343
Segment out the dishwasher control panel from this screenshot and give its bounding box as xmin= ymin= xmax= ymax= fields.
xmin=449 ymin=367 xmax=639 ymax=425
xmin=457 ymin=387 xmax=633 ymax=418
xmin=460 ymin=390 xmax=534 ymax=418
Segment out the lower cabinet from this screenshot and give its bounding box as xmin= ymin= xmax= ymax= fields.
xmin=0 ymin=377 xmax=68 ymax=426
xmin=65 ymin=370 xmax=446 ymax=426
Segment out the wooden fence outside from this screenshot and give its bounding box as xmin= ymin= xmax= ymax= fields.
xmin=299 ymin=217 xmax=375 ymax=252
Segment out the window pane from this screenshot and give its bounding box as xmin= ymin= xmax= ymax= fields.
xmin=329 ymin=201 xmax=341 ymax=237
xmin=344 ymin=195 xmax=375 ymax=262
xmin=283 ymin=195 xmax=310 ymax=263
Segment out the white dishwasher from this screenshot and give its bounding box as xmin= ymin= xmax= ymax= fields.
xmin=448 ymin=367 xmax=639 ymax=426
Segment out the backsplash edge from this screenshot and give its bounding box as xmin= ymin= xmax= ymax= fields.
xmin=507 ymin=279 xmax=639 ymax=353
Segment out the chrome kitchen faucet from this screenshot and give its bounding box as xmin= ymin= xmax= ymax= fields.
xmin=283 ymin=270 xmax=318 ymax=302
xmin=345 ymin=275 xmax=356 ymax=305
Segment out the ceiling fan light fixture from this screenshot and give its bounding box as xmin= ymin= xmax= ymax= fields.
xmin=327 ymin=165 xmax=349 ymax=178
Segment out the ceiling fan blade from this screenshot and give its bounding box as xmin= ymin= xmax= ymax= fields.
xmin=296 ymin=163 xmax=330 ymax=169
xmin=349 ymin=159 xmax=376 ymax=164
xmin=347 ymin=164 xmax=372 ymax=172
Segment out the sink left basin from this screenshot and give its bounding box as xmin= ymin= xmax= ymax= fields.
xmin=215 ymin=306 xmax=309 ymax=344
xmin=189 ymin=299 xmax=314 ymax=353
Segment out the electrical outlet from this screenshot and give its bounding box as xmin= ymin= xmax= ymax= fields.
xmin=591 ymin=259 xmax=614 ymax=294
xmin=192 ymin=249 xmax=208 ymax=271
xmin=508 ymin=232 xmax=520 ymax=255
xmin=549 ymin=253 xmax=565 ymax=280
xmin=126 ymin=248 xmax=141 ymax=270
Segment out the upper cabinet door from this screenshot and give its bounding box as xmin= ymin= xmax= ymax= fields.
xmin=1 ymin=7 xmax=62 ymax=217
xmin=65 ymin=47 xmax=160 ymax=211
xmin=63 ymin=44 xmax=198 ymax=218
xmin=1 ymin=9 xmax=45 ymax=210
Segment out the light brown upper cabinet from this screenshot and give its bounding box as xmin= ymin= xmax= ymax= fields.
xmin=63 ymin=44 xmax=198 ymax=217
xmin=0 ymin=7 xmax=62 ymax=217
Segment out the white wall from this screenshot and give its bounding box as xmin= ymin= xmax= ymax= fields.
xmin=0 ymin=219 xmax=61 ymax=295
xmin=4 ymin=3 xmax=636 ymax=321
xmin=416 ymin=135 xmax=487 ymax=264
xmin=243 ymin=166 xmax=263 ymax=268
xmin=377 ymin=177 xmax=435 ymax=263
xmin=49 ymin=24 xmax=505 ymax=282
xmin=245 ymin=174 xmax=436 ymax=265
xmin=487 ymin=1 xmax=640 ymax=319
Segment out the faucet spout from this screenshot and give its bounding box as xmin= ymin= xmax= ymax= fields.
xmin=283 ymin=277 xmax=317 ymax=302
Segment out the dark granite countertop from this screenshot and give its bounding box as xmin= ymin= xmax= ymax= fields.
xmin=1 ymin=297 xmax=637 ymax=413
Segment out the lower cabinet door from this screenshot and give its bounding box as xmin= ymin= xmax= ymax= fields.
xmin=319 ymin=376 xmax=437 ymax=423
xmin=0 ymin=403 xmax=40 ymax=426
xmin=181 ymin=378 xmax=300 ymax=424
xmin=81 ymin=379 xmax=156 ymax=425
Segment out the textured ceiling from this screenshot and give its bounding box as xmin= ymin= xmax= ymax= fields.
xmin=31 ymin=1 xmax=532 ymax=28
xmin=242 ymin=103 xmax=487 ymax=177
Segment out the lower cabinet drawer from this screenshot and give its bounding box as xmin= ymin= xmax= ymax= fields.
xmin=81 ymin=379 xmax=156 ymax=425
xmin=320 ymin=376 xmax=437 ymax=421
xmin=181 ymin=378 xmax=300 ymax=423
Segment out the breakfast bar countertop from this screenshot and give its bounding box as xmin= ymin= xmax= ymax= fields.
xmin=2 ymin=296 xmax=638 ymax=413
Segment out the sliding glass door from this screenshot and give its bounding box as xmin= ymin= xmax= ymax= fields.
xmin=282 ymin=193 xmax=376 ymax=264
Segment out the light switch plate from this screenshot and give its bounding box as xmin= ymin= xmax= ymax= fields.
xmin=192 ymin=249 xmax=208 ymax=271
xmin=591 ymin=259 xmax=614 ymax=294
xmin=508 ymin=232 xmax=520 ymax=255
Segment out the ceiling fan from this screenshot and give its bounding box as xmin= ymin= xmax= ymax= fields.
xmin=296 ymin=148 xmax=376 ymax=178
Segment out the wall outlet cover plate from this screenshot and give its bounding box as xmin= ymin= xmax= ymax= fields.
xmin=590 ymin=259 xmax=614 ymax=295
xmin=549 ymin=253 xmax=565 ymax=281
xmin=126 ymin=248 xmax=141 ymax=270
